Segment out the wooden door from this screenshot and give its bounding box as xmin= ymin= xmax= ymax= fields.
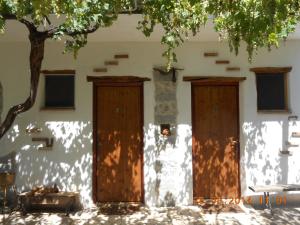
xmin=95 ymin=83 xmax=143 ymax=202
xmin=192 ymin=84 xmax=240 ymax=201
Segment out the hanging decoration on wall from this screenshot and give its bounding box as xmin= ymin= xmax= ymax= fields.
xmin=26 ymin=125 xmax=42 ymax=134
xmin=32 ymin=137 xmax=54 ymax=150
xmin=153 ymin=67 xmax=184 ymax=82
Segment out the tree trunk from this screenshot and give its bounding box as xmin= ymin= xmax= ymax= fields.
xmin=0 ymin=33 xmax=45 ymax=139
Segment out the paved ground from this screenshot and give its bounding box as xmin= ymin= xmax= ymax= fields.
xmin=1 ymin=204 xmax=300 ymax=225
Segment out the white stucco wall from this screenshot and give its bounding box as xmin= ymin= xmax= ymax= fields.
xmin=1 ymin=40 xmax=300 ymax=207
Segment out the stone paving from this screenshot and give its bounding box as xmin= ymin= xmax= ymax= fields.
xmin=1 ymin=204 xmax=300 ymax=225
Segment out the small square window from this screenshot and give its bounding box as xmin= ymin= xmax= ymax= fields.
xmin=42 ymin=70 xmax=75 ymax=109
xmin=251 ymin=67 xmax=291 ymax=112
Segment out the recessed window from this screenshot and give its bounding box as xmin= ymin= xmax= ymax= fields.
xmin=41 ymin=70 xmax=75 ymax=110
xmin=250 ymin=67 xmax=291 ymax=112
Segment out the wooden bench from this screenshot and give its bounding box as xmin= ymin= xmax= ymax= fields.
xmin=248 ymin=184 xmax=300 ymax=213
xmin=18 ymin=191 xmax=78 ymax=216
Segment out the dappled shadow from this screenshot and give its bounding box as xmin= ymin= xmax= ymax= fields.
xmin=196 ymin=201 xmax=244 ymax=214
xmin=97 ymin=203 xmax=141 ymax=215
xmin=242 ymin=118 xmax=300 ymax=189
xmin=193 ymin=137 xmax=239 ymax=199
xmin=2 ymin=206 xmax=299 ymax=225
xmin=95 ymin=85 xmax=143 ymax=203
xmin=96 ymin=129 xmax=142 ymax=202
xmin=0 ymin=206 xmax=207 ymax=225
xmin=242 ymin=121 xmax=267 ymax=186
xmin=142 ymin=70 xmax=194 ymax=207
xmin=242 ymin=204 xmax=300 ymax=225
xmin=0 ymin=120 xmax=93 ymax=207
xmin=176 ymin=126 xmax=193 ymax=205
xmin=144 ymin=124 xmax=193 ymax=206
xmin=0 ymin=151 xmax=16 ymax=173
xmin=1 ymin=71 xmax=300 ymax=212
xmin=193 ymin=85 xmax=240 ymax=200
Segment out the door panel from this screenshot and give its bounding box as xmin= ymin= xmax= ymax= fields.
xmin=192 ymin=85 xmax=240 ymax=201
xmin=96 ymin=84 xmax=143 ymax=202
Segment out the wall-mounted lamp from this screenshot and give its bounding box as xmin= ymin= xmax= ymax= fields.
xmin=153 ymin=67 xmax=184 ymax=82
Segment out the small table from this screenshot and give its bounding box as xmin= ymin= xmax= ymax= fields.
xmin=248 ymin=184 xmax=300 ymax=212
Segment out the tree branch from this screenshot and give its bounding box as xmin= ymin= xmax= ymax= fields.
xmin=65 ymin=24 xmax=100 ymax=36
xmin=1 ymin=14 xmax=17 ymax=20
xmin=44 ymin=16 xmax=51 ymax=26
xmin=0 ymin=14 xmax=100 ymax=139
xmin=2 ymin=14 xmax=37 ymax=32
xmin=46 ymin=24 xmax=100 ymax=38
xmin=19 ymin=18 xmax=37 ymax=32
xmin=0 ymin=16 xmax=46 ymax=139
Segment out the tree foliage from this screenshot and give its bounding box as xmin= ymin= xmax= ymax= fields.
xmin=139 ymin=0 xmax=300 ymax=68
xmin=0 ymin=0 xmax=300 ymax=139
xmin=0 ymin=0 xmax=134 ymax=56
xmin=1 ymin=0 xmax=300 ymax=67
xmin=0 ymin=0 xmax=137 ymax=139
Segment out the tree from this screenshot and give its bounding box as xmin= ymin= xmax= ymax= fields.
xmin=0 ymin=0 xmax=133 ymax=139
xmin=0 ymin=0 xmax=299 ymax=139
xmin=139 ymin=0 xmax=300 ymax=64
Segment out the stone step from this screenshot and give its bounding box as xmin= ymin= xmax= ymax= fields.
xmin=114 ymin=54 xmax=129 ymax=59
xmin=105 ymin=60 xmax=119 ymax=66
xmin=204 ymin=52 xmax=218 ymax=57
xmin=93 ymin=68 xmax=108 ymax=72
xmin=216 ymin=60 xmax=230 ymax=64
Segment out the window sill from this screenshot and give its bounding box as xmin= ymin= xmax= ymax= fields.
xmin=257 ymin=109 xmax=291 ymax=114
xmin=40 ymin=107 xmax=75 ymax=111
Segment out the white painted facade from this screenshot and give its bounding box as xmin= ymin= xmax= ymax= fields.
xmin=1 ymin=16 xmax=300 ymax=208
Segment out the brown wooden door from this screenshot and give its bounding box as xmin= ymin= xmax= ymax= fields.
xmin=192 ymin=84 xmax=240 ymax=201
xmin=95 ymin=83 xmax=143 ymax=202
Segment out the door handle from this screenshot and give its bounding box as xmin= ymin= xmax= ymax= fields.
xmin=230 ymin=140 xmax=240 ymax=160
xmin=231 ymin=140 xmax=238 ymax=145
xmin=230 ymin=140 xmax=239 ymax=158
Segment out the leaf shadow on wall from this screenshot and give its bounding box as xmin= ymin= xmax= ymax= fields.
xmin=1 ymin=120 xmax=93 ymax=208
xmin=144 ymin=124 xmax=193 ymax=207
xmin=243 ymin=120 xmax=292 ymax=188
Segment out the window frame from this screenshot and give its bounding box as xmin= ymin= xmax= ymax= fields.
xmin=40 ymin=70 xmax=76 ymax=111
xmin=250 ymin=67 xmax=292 ymax=113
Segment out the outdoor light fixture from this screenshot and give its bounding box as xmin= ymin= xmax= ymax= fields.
xmin=153 ymin=67 xmax=184 ymax=82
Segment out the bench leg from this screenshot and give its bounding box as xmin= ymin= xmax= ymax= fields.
xmin=264 ymin=192 xmax=273 ymax=214
xmin=65 ymin=197 xmax=75 ymax=216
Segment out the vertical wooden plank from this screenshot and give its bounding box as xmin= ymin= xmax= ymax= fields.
xmin=92 ymin=83 xmax=97 ymax=203
xmin=121 ymin=86 xmax=142 ymax=202
xmin=192 ymin=85 xmax=213 ymax=199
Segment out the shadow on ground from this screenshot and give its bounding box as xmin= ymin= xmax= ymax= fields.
xmin=0 ymin=205 xmax=300 ymax=225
